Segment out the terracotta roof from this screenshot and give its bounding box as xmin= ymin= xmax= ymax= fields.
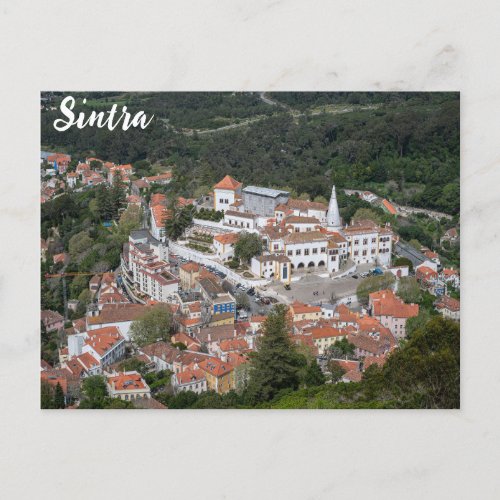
xmin=175 ymin=368 xmax=206 ymax=385
xmin=225 ymin=210 xmax=256 ymax=219
xmin=369 ymin=289 xmax=419 ymax=319
xmin=219 ymin=338 xmax=248 ymax=352
xmin=435 ymin=295 xmax=460 ymax=312
xmin=290 ymin=301 xmax=321 ymax=315
xmin=214 ymin=232 xmax=239 ymax=245
xmin=198 ymin=357 xmax=234 ymax=377
xmin=382 ymin=199 xmax=397 ymax=215
xmin=214 ymin=175 xmax=242 ymax=191
xmin=284 ymin=231 xmax=328 ymax=244
xmin=287 ymin=199 xmax=328 ymax=211
xmin=85 ymin=326 xmax=124 ymax=357
xmin=416 ymin=266 xmax=438 ymax=280
xmin=310 ymin=326 xmax=346 ymax=339
xmin=86 ymin=304 xmax=149 ymax=325
xmin=107 ymin=371 xmax=148 ymax=391
xmin=284 ymin=215 xmax=320 ymax=224
xmin=133 ymin=398 xmax=167 ymax=409
xmin=180 ymin=262 xmax=200 ymax=273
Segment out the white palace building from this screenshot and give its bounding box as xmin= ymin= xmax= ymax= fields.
xmin=211 ymin=175 xmax=393 ymax=283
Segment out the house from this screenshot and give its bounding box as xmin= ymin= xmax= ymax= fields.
xmin=423 ymin=250 xmax=441 ymax=266
xmin=171 ymin=332 xmax=202 ymax=351
xmin=125 ymin=229 xmax=178 ymax=302
xmin=53 ymin=252 xmax=68 ymax=265
xmin=47 ymin=153 xmax=71 ymax=174
xmin=369 ymin=289 xmax=419 ymax=339
xmin=307 ymin=326 xmax=348 ymax=355
xmin=89 ymin=275 xmax=102 ymax=294
xmin=251 ymin=254 xmax=291 ymax=283
xmin=224 ymin=210 xmax=257 ymax=230
xmin=179 ymin=262 xmax=200 ymax=290
xmin=440 ymin=268 xmax=460 ymax=289
xmin=213 ymin=175 xmax=242 ymax=212
xmin=440 ymin=227 xmax=459 ymax=245
xmin=172 ymin=369 xmax=207 ymax=394
xmin=213 ymin=232 xmax=239 ymax=262
xmin=342 ymin=219 xmax=393 ymax=267
xmin=415 ymin=265 xmax=445 ymax=295
xmin=198 ymin=357 xmax=235 ymax=394
xmin=195 ymin=324 xmax=236 ymax=354
xmin=289 ymin=301 xmax=322 ymax=322
xmin=41 ymin=310 xmax=64 ymax=332
xmin=68 ymin=326 xmax=126 ymax=368
xmin=86 ymin=304 xmax=151 ymax=341
xmin=388 ymin=265 xmax=409 ymax=278
xmin=66 ymin=172 xmax=78 ymax=188
xmin=286 ymin=198 xmax=328 ymax=223
xmin=106 ymin=371 xmax=151 ymax=401
xmin=145 ymin=171 xmax=173 ymax=185
xmin=361 ymin=191 xmax=378 ymax=203
xmin=435 ymin=295 xmax=460 ymax=321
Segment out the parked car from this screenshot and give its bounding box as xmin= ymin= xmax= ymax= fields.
xmin=352 ymin=274 xmax=358 ymax=279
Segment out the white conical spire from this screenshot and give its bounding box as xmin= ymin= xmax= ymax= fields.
xmin=327 ymin=185 xmax=341 ymax=231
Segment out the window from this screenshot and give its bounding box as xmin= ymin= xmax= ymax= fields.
xmin=372 ymin=237 xmax=376 ymax=243
xmin=295 ymin=228 xmax=300 ymax=232
xmin=312 ymin=248 xmax=318 ymax=254
xmin=354 ymin=250 xmax=359 ymax=256
xmin=296 ymin=249 xmax=301 ymax=255
xmin=304 ymin=249 xmax=309 ymax=256
xmin=363 ymin=238 xmax=368 ymax=245
xmin=362 ymin=250 xmax=367 ymax=256
xmin=331 ymin=256 xmax=336 ymax=261
xmin=371 ymin=249 xmax=376 ymax=254
xmin=321 ymin=247 xmax=326 ymax=253
xmin=287 ymin=250 xmax=293 ymax=256
xmin=354 ymin=239 xmax=359 ymax=245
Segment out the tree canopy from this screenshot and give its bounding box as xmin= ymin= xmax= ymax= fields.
xmin=129 ymin=304 xmax=173 ymax=347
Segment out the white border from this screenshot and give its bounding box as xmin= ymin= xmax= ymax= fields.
xmin=1 ymin=1 xmax=499 ymax=498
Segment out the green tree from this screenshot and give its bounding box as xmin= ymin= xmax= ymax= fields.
xmin=54 ymin=382 xmax=65 ymax=409
xmin=328 ymin=360 xmax=347 ymax=383
xmin=68 ymin=231 xmax=93 ymax=259
xmin=164 ymin=199 xmax=193 ymax=241
xmin=110 ymin=170 xmax=126 ymax=220
xmin=397 ymin=277 xmax=422 ymax=303
xmin=405 ymin=309 xmax=432 ymax=338
xmin=246 ymin=304 xmax=306 ymax=402
xmin=129 ymin=304 xmax=173 ymax=347
xmin=79 ymin=376 xmax=108 ymax=409
xmin=235 ymin=292 xmax=250 ymax=310
xmin=303 ymin=361 xmax=326 ymax=387
xmin=234 ymin=232 xmax=263 ymax=264
xmin=41 ymin=381 xmax=55 ymax=409
xmin=327 ymin=338 xmax=356 ymax=359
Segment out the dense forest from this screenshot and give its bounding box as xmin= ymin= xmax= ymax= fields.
xmin=42 ymin=91 xmax=459 ymax=214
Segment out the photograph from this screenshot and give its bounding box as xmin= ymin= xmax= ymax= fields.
xmin=40 ymin=91 xmax=460 ymax=410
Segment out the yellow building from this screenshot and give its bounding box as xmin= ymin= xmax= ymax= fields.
xmin=179 ymin=262 xmax=200 ymax=290
xmin=289 ymin=301 xmax=322 ymax=322
xmin=198 ymin=358 xmax=235 ymax=394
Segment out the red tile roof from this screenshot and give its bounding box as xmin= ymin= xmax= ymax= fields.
xmin=369 ymin=289 xmax=419 ymax=319
xmin=198 ymin=357 xmax=234 ymax=377
xmin=214 ymin=175 xmax=242 ymax=191
xmin=382 ymin=198 xmax=397 ymax=215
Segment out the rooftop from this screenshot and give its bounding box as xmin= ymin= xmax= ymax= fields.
xmin=242 ymin=185 xmax=289 ymax=198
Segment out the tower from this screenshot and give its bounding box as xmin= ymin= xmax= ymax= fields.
xmin=327 ymin=185 xmax=341 ymax=231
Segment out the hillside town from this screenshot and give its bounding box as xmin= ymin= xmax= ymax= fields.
xmin=41 ymin=154 xmax=460 ymax=409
